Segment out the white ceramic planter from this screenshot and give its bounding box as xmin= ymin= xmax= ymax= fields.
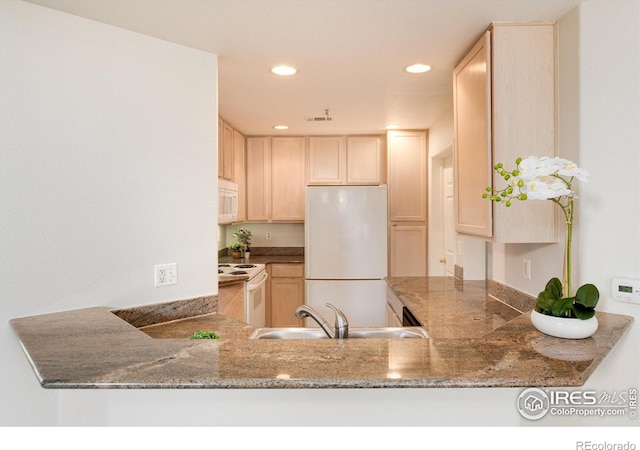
xmin=530 ymin=310 xmax=598 ymax=339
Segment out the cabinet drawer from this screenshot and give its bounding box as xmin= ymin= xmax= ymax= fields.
xmin=270 ymin=264 xmax=304 ymax=278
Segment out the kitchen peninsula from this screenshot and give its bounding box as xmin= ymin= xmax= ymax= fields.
xmin=10 ymin=277 xmax=632 ymax=389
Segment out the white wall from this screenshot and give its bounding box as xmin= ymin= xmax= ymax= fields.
xmin=0 ymin=0 xmax=218 ymax=425
xmin=2 ymin=0 xmax=638 ymax=432
xmin=489 ymin=0 xmax=640 ymax=425
xmin=571 ymin=0 xmax=640 ymax=411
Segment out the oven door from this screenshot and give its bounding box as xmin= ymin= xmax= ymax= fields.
xmin=245 ymin=270 xmax=268 ymax=327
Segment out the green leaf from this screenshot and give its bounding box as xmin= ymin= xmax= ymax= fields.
xmin=536 ymin=291 xmax=556 ymax=313
xmin=190 ymin=330 xmax=220 ymax=340
xmin=575 ymin=283 xmax=600 ymax=309
xmin=552 ymin=297 xmax=574 ymax=317
xmin=544 ymin=277 xmax=563 ymax=300
xmin=573 ymin=303 xmax=596 ymax=320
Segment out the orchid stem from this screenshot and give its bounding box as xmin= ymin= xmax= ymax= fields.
xmin=554 ymin=197 xmax=573 ymax=301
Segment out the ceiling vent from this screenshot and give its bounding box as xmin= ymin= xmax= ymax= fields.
xmin=305 ymin=109 xmax=333 ymax=122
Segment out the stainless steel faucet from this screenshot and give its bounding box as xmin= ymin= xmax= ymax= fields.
xmin=295 ymin=303 xmax=349 ymax=339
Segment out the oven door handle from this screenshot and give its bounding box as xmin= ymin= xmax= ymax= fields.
xmin=247 ymin=271 xmax=268 ymax=291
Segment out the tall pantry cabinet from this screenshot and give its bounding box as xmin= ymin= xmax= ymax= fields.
xmin=453 ymin=22 xmax=558 ymax=243
xmin=387 ymin=130 xmax=428 ymax=276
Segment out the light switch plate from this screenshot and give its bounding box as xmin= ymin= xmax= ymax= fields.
xmin=611 ymin=277 xmax=640 ymax=305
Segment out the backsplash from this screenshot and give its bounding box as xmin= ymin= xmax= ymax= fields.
xmin=218 ymin=246 xmax=303 ymax=258
xmin=111 ymin=295 xmax=217 ymax=328
xmin=222 ymin=223 xmax=304 ymax=249
xmin=487 ymin=280 xmax=536 ymax=313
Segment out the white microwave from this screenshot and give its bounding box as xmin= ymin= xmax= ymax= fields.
xmin=218 ymin=179 xmax=238 ymax=224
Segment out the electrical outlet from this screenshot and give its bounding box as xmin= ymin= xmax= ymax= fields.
xmin=523 ymin=259 xmax=531 ymax=280
xmin=266 ymin=230 xmax=272 ymax=240
xmin=154 ymin=263 xmax=177 ymax=287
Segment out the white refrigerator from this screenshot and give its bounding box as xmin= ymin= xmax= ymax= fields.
xmin=305 ymin=185 xmax=388 ymax=327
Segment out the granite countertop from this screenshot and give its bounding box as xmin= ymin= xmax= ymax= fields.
xmin=219 ymin=256 xmax=304 ymax=265
xmin=9 ymin=277 xmax=633 ymax=389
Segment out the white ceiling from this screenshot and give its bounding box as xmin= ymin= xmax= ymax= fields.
xmin=26 ymin=0 xmax=583 ymax=136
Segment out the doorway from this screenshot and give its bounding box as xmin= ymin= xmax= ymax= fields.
xmin=428 ymin=143 xmax=455 ymax=276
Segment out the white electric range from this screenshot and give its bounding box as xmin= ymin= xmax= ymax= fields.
xmin=218 ymin=263 xmax=265 ymax=280
xmin=218 ymin=263 xmax=267 ymax=327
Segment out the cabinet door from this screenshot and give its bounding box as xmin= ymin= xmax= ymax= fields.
xmin=218 ymin=282 xmax=245 ymax=322
xmin=346 ymin=136 xmax=383 ymax=185
xmin=389 ymin=225 xmax=427 ymax=277
xmin=307 ymin=136 xmax=346 ymax=185
xmin=269 ymin=264 xmax=305 ymax=327
xmin=217 ymin=118 xmax=224 ymax=179
xmin=233 ymin=129 xmax=246 ymax=222
xmin=453 ymin=31 xmax=492 ymax=237
xmin=387 ymin=130 xmax=427 ymax=222
xmin=491 ymin=23 xmax=557 ymax=243
xmin=271 ymin=137 xmax=306 ymax=221
xmin=246 ymin=137 xmax=271 ymax=221
xmin=222 ymin=122 xmax=234 ymax=180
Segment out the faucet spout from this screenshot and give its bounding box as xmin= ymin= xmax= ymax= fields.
xmin=325 ymin=303 xmax=349 ymax=339
xmin=295 ymin=305 xmax=333 ymax=338
xmin=294 ymin=303 xmax=349 ymax=339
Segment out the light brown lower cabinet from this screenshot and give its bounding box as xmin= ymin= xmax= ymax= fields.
xmin=389 ymin=225 xmax=427 ymax=277
xmin=267 ymin=264 xmax=305 ymax=327
xmin=217 ymin=282 xmax=245 ymax=323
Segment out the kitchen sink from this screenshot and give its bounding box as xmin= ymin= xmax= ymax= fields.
xmin=248 ymin=326 xmax=430 ymax=340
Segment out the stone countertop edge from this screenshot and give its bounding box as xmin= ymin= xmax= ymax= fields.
xmin=218 ymin=255 xmax=304 ymax=265
xmin=9 ymin=277 xmax=634 ymax=390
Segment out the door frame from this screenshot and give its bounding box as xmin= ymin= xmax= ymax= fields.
xmin=428 ymin=142 xmax=454 ymax=276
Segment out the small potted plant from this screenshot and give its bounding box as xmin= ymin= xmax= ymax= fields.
xmin=228 ymin=242 xmax=243 ymax=259
xmin=483 ymin=156 xmax=600 ymax=339
xmin=232 ymin=228 xmax=252 ymax=258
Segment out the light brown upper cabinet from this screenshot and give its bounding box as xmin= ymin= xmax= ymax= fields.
xmin=453 ymin=23 xmax=558 ymax=243
xmin=217 ymin=119 xmax=234 ymax=181
xmin=307 ymin=136 xmax=345 ymax=184
xmin=307 ymin=135 xmax=383 ymax=185
xmin=271 ymin=137 xmax=306 ymax=221
xmin=246 ymin=137 xmax=271 ymax=221
xmin=346 ymin=136 xmax=384 ymax=185
xmin=232 ymin=128 xmax=246 ymax=222
xmin=218 ymin=118 xmax=224 ymax=179
xmin=246 ymin=136 xmax=306 ymax=222
xmin=387 ymin=130 xmax=427 ymax=222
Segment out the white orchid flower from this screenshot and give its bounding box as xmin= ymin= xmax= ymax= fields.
xmin=518 ymin=156 xmax=546 ymax=180
xmin=548 ymin=157 xmax=589 ymax=182
xmin=517 ymin=156 xmax=556 ymax=179
xmin=522 ymin=176 xmax=573 ymax=200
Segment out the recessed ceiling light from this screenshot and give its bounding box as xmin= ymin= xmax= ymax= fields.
xmin=273 ymin=125 xmax=289 ymax=130
xmin=271 ymin=65 xmax=298 ymax=76
xmin=405 ymin=64 xmax=432 ymax=74
xmin=385 ymin=124 xmax=401 ymax=130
